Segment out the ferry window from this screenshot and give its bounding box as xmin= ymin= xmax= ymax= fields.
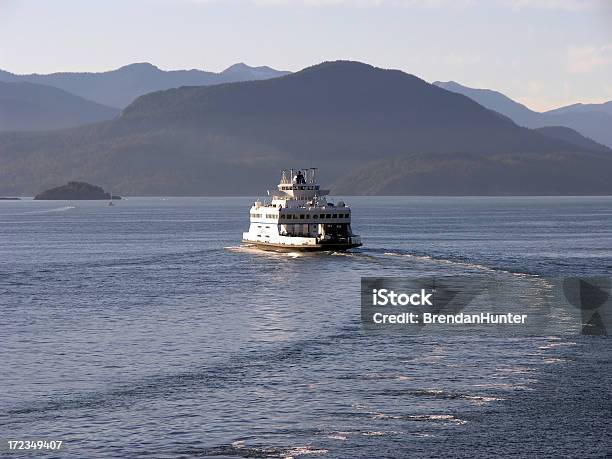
xmin=332 ymin=214 xmax=337 ymax=218
xmin=326 ymin=214 xmax=332 ymax=218
xmin=320 ymin=214 xmax=325 ymax=219
xmin=313 ymin=215 xmax=318 ymax=219
xmin=299 ymin=214 xmax=305 ymax=220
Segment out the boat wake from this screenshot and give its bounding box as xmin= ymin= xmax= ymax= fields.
xmin=226 ymin=243 xmax=543 ymax=280
xmin=24 ymin=205 xmax=76 ymax=214
xmin=338 ymin=248 xmax=541 ymax=278
xmin=225 ymin=245 xmax=308 ymax=258
xmin=2 ymin=205 xmax=76 ymax=216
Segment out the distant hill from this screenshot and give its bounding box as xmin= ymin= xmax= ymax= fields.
xmin=534 ymin=126 xmax=611 ymax=153
xmin=0 ymin=61 xmax=609 ymax=196
xmin=0 ymin=81 xmax=119 ymax=131
xmin=220 ymin=63 xmax=289 ymax=80
xmin=433 ymin=81 xmax=540 ymax=125
xmin=434 ymin=81 xmax=612 ymax=149
xmin=34 ymin=181 xmax=121 ymax=200
xmin=331 ymin=151 xmax=612 ymax=196
xmin=546 ymin=100 xmax=612 ymax=117
xmin=0 ymin=63 xmax=291 ymax=108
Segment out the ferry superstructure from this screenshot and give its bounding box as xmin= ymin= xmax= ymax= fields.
xmin=242 ymin=168 xmax=362 ymax=251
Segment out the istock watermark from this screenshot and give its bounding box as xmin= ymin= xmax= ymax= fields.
xmin=361 ymin=276 xmax=611 ymax=336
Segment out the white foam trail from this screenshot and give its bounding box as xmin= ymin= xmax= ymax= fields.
xmin=381 ymin=250 xmax=541 ymax=278
xmin=407 ymin=414 xmax=467 ymax=424
xmin=326 ymin=434 xmax=347 ymax=441
xmin=284 ymin=446 xmax=329 ymax=457
xmin=229 ymin=244 xmax=541 ymax=279
xmin=224 ymin=245 xmax=305 ymax=258
xmin=24 ymin=206 xmax=75 ymax=214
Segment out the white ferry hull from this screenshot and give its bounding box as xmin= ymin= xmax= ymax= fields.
xmin=242 ymin=238 xmax=362 ymax=252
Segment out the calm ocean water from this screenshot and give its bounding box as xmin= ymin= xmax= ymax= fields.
xmin=1 ymin=196 xmax=610 ymax=458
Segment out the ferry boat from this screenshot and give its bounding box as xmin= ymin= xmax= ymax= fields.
xmin=242 ymin=168 xmax=362 ymax=251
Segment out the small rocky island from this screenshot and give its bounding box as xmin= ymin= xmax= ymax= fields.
xmin=34 ymin=181 xmax=122 ymax=200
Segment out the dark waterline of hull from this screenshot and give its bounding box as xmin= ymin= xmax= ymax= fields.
xmin=242 ymin=240 xmax=363 ymax=252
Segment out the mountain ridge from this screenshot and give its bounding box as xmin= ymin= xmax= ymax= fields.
xmin=434 ymin=80 xmax=612 ymax=148
xmin=0 ymin=62 xmax=291 ymax=108
xmin=545 ymin=100 xmax=612 ymax=117
xmin=0 ymin=61 xmax=609 ymax=196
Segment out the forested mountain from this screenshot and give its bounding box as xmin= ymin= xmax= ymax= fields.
xmin=0 ymin=81 xmax=119 ymax=131
xmin=1 ymin=61 xmax=609 ymax=196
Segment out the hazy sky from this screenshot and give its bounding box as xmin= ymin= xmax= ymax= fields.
xmin=1 ymin=0 xmax=611 ymax=110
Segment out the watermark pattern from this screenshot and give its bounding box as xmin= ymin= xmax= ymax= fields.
xmin=361 ymin=276 xmax=611 ymax=336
